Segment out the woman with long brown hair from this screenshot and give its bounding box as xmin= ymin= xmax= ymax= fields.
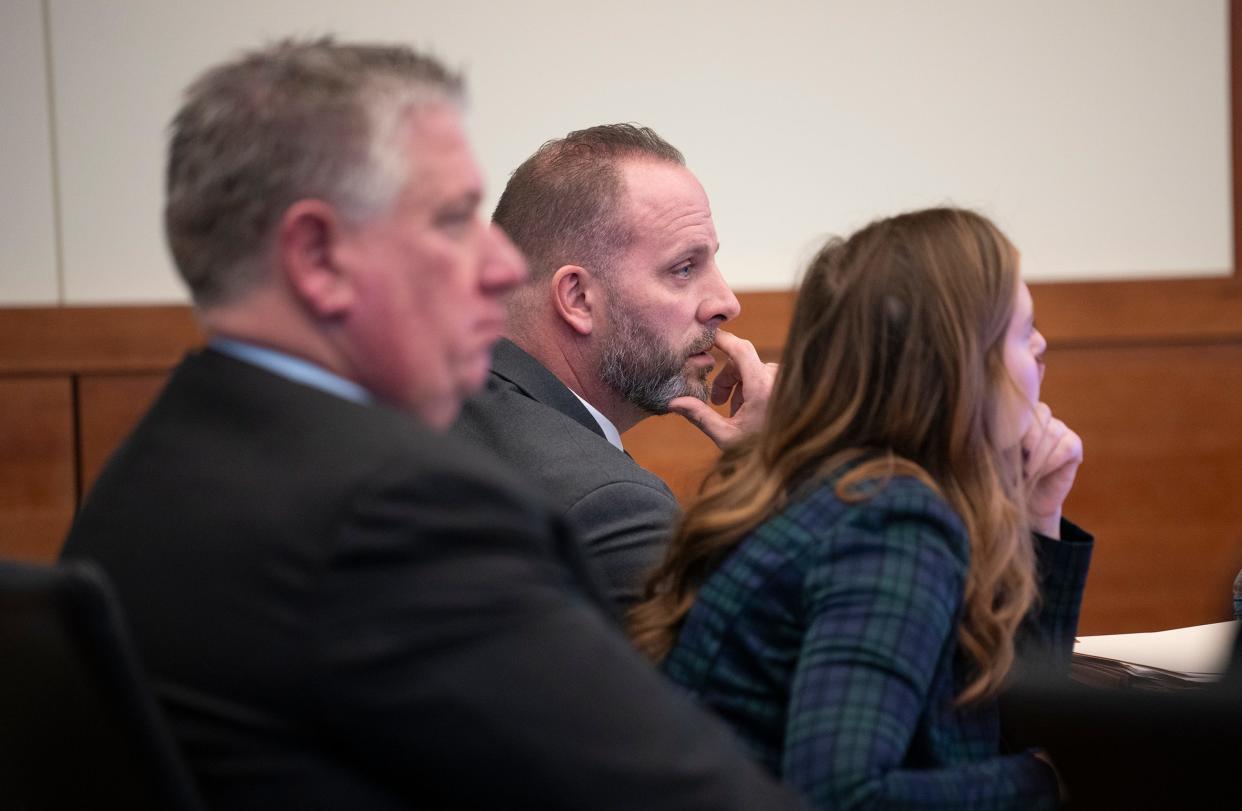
xmin=630 ymin=207 xmax=1092 ymax=809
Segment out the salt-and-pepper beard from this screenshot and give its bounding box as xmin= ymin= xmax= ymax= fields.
xmin=598 ymin=296 xmax=716 ymax=415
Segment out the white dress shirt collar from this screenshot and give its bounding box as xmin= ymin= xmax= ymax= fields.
xmin=569 ymin=390 xmax=624 ymax=452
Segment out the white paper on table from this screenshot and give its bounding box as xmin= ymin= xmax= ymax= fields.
xmin=1073 ymin=620 xmax=1239 ymax=678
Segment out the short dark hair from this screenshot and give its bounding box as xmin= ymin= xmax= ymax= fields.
xmin=492 ymin=124 xmax=685 ymax=285
xmin=165 ymin=37 xmax=463 ymax=307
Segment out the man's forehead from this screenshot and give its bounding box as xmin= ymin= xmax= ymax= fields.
xmin=618 ymin=159 xmax=717 ymax=249
xmin=400 ymin=105 xmax=483 ymax=200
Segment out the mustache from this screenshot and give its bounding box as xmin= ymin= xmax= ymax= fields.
xmin=686 ymin=328 xmax=717 ymax=357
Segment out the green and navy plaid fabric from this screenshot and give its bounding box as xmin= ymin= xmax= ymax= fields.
xmin=662 ymin=471 xmax=1092 ymax=810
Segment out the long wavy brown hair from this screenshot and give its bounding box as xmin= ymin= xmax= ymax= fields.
xmin=629 ymin=207 xmax=1036 ymax=705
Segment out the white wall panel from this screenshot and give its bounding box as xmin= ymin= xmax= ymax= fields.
xmin=48 ymin=0 xmax=1230 ymax=302
xmin=0 ymin=0 xmax=59 ymax=304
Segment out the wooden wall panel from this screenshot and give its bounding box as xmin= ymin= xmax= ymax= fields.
xmin=0 ymin=306 xmax=200 ymax=561
xmin=1030 ymin=277 xmax=1241 ymax=344
xmin=1043 ymin=342 xmax=1242 ymax=633
xmin=0 ymin=305 xmax=201 ymax=374
xmin=0 ymin=378 xmax=75 ymax=562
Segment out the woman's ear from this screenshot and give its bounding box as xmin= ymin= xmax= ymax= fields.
xmin=551 ymin=264 xmax=596 ymax=336
xmin=277 ymin=199 xmax=356 ymax=319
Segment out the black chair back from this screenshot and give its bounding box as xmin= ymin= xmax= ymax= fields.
xmin=0 ymin=558 xmax=204 ymax=810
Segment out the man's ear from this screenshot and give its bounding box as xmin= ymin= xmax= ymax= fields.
xmin=277 ymin=199 xmax=355 ymax=319
xmin=551 ymin=264 xmax=597 ymax=336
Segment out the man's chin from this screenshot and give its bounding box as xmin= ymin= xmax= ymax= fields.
xmin=650 ymin=375 xmax=709 ymax=414
xmin=608 ymin=358 xmax=711 ymax=416
xmin=412 ymin=391 xmax=461 ymax=432
xmin=456 ymin=353 xmax=494 ymax=396
xmin=681 ymin=381 xmax=710 ymax=404
xmin=683 ymin=367 xmax=711 ymax=401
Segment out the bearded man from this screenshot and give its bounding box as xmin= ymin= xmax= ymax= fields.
xmin=453 ymin=124 xmax=773 ymax=608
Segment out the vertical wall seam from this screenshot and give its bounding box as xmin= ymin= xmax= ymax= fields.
xmin=40 ymin=0 xmax=66 ymax=304
xmin=1231 ymin=0 xmax=1241 ymax=278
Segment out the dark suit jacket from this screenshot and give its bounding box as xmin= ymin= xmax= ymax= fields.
xmin=453 ymin=339 xmax=679 ymax=607
xmin=62 ymin=349 xmax=803 ymax=811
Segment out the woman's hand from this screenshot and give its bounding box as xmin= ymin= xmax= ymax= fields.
xmin=1022 ymin=402 xmax=1083 ymax=538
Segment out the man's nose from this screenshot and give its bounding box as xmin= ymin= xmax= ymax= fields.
xmin=481 ymin=223 xmax=528 ymax=293
xmin=700 ymin=263 xmax=741 ymax=324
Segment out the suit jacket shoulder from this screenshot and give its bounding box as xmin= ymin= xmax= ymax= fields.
xmin=453 ymin=339 xmax=679 ymax=606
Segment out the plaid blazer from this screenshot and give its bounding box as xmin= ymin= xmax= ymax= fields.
xmin=662 ymin=470 xmax=1093 ymax=810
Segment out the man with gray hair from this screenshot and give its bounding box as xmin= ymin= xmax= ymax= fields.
xmin=455 ymin=124 xmax=774 ymax=607
xmin=61 ymin=39 xmax=803 ymax=810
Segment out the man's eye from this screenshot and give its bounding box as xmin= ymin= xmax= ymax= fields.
xmin=436 ymin=209 xmax=475 ymax=230
xmin=673 ymin=262 xmax=693 ymax=279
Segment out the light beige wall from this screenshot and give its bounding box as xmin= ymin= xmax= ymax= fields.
xmin=1 ymin=0 xmax=59 ymax=304
xmin=0 ymin=0 xmax=1230 ymax=304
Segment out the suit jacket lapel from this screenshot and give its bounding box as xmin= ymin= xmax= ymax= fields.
xmin=488 ymin=339 xmax=608 ymax=441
